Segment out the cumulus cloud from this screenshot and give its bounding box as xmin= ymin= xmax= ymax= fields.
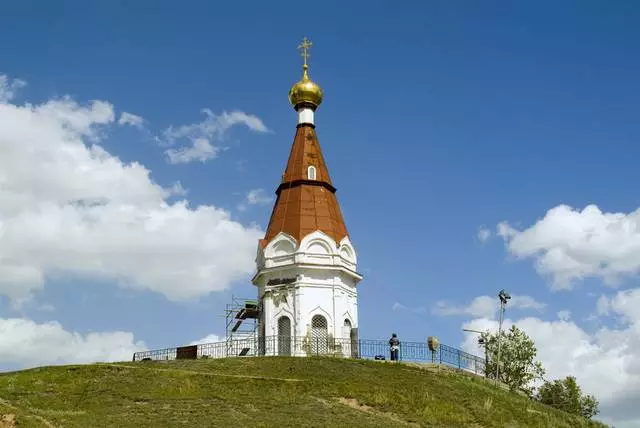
xmin=556 ymin=310 xmax=571 ymax=321
xmin=497 ymin=204 xmax=640 ymax=290
xmin=237 ymin=188 xmax=274 ymax=211
xmin=118 ymin=112 xmax=144 ymax=128
xmin=0 ymin=74 xmax=263 ymax=303
xmin=163 ymin=109 xmax=269 ymax=164
xmin=459 ymin=288 xmax=640 ymax=428
xmin=0 ymin=317 xmax=145 ymax=370
xmin=597 ymin=287 xmax=640 ymax=324
xmin=433 ymin=294 xmax=546 ymax=318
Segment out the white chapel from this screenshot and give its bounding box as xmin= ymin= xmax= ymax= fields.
xmin=251 ymin=38 xmax=363 ymax=357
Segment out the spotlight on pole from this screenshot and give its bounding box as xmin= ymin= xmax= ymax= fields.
xmin=498 ymin=289 xmax=511 ymax=304
xmin=495 ymin=289 xmax=511 ymax=386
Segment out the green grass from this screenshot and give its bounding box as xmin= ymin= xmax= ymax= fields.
xmin=0 ymin=357 xmax=608 ymax=427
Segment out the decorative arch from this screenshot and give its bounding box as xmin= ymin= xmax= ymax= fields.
xmin=338 ymin=237 xmax=357 ymax=264
xmin=307 ymin=240 xmax=331 ymax=255
xmin=308 ymin=305 xmax=332 ymax=323
xmin=339 ymin=245 xmax=354 ymax=261
xmin=273 ymin=240 xmax=295 ymax=257
xmin=264 ymin=232 xmax=298 ymax=258
xmin=300 ymin=231 xmax=338 ymax=251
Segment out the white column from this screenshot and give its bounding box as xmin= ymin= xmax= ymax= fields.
xmin=297 ymin=107 xmax=315 ymax=125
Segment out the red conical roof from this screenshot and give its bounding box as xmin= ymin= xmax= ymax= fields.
xmin=260 ymin=124 xmax=348 ymax=248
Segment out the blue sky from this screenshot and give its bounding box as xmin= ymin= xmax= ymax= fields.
xmin=1 ymin=1 xmax=640 ymax=425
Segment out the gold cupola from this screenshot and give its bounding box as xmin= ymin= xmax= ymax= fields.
xmin=288 ymin=37 xmax=323 ymax=110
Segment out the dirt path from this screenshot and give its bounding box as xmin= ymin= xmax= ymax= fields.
xmin=311 ymin=396 xmax=421 ymax=427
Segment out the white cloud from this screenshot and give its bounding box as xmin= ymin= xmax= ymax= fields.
xmin=433 ymin=294 xmax=546 ymax=318
xmin=0 ymin=74 xmax=263 ymax=303
xmin=392 ymin=302 xmax=407 ymax=311
xmin=477 ymin=226 xmax=492 ymax=243
xmin=597 ymin=287 xmax=640 ymax=324
xmin=391 ymin=302 xmax=427 ymax=315
xmin=166 ymin=137 xmax=218 ymax=164
xmin=596 ymin=294 xmax=610 ymax=316
xmin=459 ymin=288 xmax=640 ymax=428
xmin=497 ymin=204 xmax=640 ymax=290
xmin=511 ymin=294 xmax=547 ymax=311
xmin=189 ymin=333 xmax=223 ymax=345
xmin=237 ymin=188 xmax=274 ymax=211
xmin=163 ymin=109 xmax=269 ymax=164
xmin=246 ymin=189 xmax=273 ymax=205
xmin=118 ymin=112 xmax=144 ymax=128
xmin=556 ymin=310 xmax=571 ymax=321
xmin=0 ymin=317 xmax=146 ymax=369
xmin=0 ymin=75 xmax=27 ymax=103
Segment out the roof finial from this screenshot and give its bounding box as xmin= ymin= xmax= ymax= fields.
xmin=297 ymin=37 xmax=312 ymax=79
xmin=289 ymin=37 xmax=323 ymax=110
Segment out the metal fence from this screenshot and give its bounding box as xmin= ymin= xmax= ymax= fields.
xmin=133 ymin=336 xmax=486 ymax=376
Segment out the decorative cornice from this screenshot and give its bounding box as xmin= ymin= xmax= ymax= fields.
xmin=252 ymin=262 xmax=363 ymax=283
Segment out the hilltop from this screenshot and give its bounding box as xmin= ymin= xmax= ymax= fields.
xmin=0 ymin=357 xmax=607 ymax=427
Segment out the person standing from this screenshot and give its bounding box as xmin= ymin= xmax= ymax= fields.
xmin=389 ymin=333 xmax=400 ymax=362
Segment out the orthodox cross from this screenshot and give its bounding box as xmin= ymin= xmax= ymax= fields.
xmin=297 ymin=37 xmax=312 ymax=68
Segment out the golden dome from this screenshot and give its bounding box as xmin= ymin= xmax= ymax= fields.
xmin=289 ymin=65 xmax=323 ymax=110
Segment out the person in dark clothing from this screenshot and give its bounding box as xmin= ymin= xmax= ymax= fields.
xmin=389 ymin=333 xmax=400 ymax=361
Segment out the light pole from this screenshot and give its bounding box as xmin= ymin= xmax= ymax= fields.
xmin=495 ymin=289 xmax=511 ymax=386
xmin=463 ymin=328 xmax=489 ymax=377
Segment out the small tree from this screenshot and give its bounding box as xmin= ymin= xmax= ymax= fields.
xmin=537 ymin=376 xmax=599 ymax=419
xmin=482 ymin=325 xmax=545 ymax=395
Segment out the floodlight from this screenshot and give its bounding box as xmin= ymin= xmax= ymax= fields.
xmin=498 ymin=289 xmax=511 ymax=304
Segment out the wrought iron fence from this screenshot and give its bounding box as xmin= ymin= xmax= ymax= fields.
xmin=133 ymin=336 xmax=486 ymax=376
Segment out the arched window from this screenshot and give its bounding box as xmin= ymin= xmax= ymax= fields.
xmin=278 ymin=316 xmax=291 ymax=356
xmin=307 ymin=165 xmax=317 ymax=180
xmin=311 ymin=314 xmax=328 ymax=355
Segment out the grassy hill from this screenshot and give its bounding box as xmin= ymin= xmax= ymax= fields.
xmin=0 ymin=357 xmax=608 ymax=427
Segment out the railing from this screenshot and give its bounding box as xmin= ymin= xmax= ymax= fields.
xmin=133 ymin=336 xmax=486 ymax=376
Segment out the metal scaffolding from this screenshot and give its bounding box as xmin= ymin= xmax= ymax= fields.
xmin=224 ymin=295 xmax=260 ymax=357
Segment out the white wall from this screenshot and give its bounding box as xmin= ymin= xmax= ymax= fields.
xmin=253 ymin=231 xmax=362 ymax=356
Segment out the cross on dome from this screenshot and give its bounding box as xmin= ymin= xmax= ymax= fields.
xmin=289 ymin=37 xmax=323 ymax=110
xmin=298 ymin=37 xmax=312 ymax=69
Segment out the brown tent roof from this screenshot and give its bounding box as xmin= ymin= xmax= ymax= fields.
xmin=260 ymin=124 xmax=349 ymax=248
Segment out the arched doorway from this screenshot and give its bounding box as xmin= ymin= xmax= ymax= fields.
xmin=311 ymin=315 xmax=328 ymax=355
xmin=278 ymin=316 xmax=291 ymax=356
xmin=342 ymin=319 xmax=352 ymax=357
